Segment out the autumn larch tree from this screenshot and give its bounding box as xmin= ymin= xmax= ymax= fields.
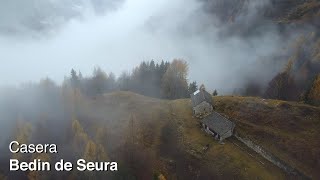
xmin=305 ymin=74 xmax=320 ymax=106
xmin=161 ymin=59 xmax=189 ymax=99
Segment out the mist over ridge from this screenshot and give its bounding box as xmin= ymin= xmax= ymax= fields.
xmin=0 ymin=0 xmax=298 ymax=94
xmin=0 ymin=1 xmax=320 ymax=179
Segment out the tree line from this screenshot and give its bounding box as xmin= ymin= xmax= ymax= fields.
xmin=68 ymin=59 xmax=202 ymax=99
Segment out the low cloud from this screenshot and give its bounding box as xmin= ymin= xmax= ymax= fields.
xmin=0 ymin=0 xmax=293 ymax=93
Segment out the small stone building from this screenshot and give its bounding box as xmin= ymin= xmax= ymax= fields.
xmin=201 ymin=112 xmax=235 ymax=141
xmin=190 ymin=86 xmax=213 ymax=117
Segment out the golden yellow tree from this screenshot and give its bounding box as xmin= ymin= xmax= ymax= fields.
xmin=12 ymin=120 xmax=32 ymax=160
xmin=307 ymin=74 xmax=320 ymax=106
xmin=161 ymin=59 xmax=189 ymax=99
xmin=27 ymin=154 xmax=51 ymax=180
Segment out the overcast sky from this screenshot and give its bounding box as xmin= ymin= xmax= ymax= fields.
xmin=0 ymin=0 xmax=289 ymax=93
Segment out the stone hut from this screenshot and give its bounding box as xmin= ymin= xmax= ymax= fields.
xmin=190 ymin=85 xmax=213 ymax=117
xmin=201 ymin=112 xmax=235 ymax=141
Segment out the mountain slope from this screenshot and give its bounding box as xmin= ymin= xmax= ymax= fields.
xmin=96 ymin=92 xmax=319 ymax=179
xmin=1 ymin=91 xmax=319 ymax=179
xmin=213 ymin=96 xmax=320 ymax=178
xmin=77 ymin=91 xmax=291 ymax=179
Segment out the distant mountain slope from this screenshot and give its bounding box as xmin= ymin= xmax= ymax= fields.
xmin=200 ymin=0 xmax=319 ymax=39
xmin=201 ymin=0 xmax=320 ymax=101
xmin=263 ymin=32 xmax=320 ymax=102
xmin=278 ymin=0 xmax=320 ymax=25
xmin=202 ymin=0 xmax=319 ymax=24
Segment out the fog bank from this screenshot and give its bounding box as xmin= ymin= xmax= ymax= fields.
xmin=0 ymin=0 xmax=292 ymax=93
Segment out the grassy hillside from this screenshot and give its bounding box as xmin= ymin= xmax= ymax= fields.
xmin=97 ymin=92 xmax=320 ymax=179
xmin=75 ymin=91 xmax=286 ymax=179
xmin=2 ymin=91 xmax=318 ymax=179
xmin=70 ymin=91 xmax=319 ymax=179
xmin=213 ymin=96 xmax=320 ymax=179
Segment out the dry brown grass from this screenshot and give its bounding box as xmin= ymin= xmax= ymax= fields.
xmin=170 ymin=99 xmax=287 ymax=179
xmin=85 ymin=92 xmax=289 ymax=179
xmin=213 ymin=96 xmax=320 ymax=179
xmin=70 ymin=91 xmax=319 ymax=179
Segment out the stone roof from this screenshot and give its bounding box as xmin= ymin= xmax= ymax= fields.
xmin=201 ymin=112 xmax=235 ymax=136
xmin=190 ymin=89 xmax=213 ymax=107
